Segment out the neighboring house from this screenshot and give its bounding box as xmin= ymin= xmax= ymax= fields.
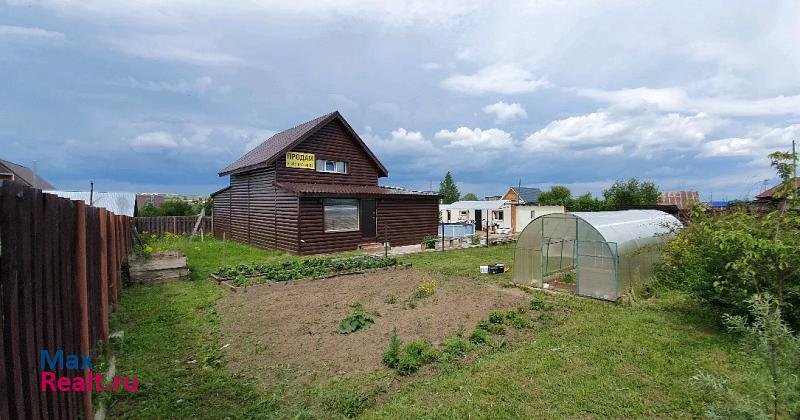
xmin=0 ymin=158 xmax=55 ymax=189
xmin=440 ymin=200 xmax=511 ymax=232
xmin=136 ymin=193 xmax=167 ymax=211
xmin=212 ymin=111 xmax=440 ymax=255
xmin=659 ymin=191 xmax=699 ymax=210
xmin=501 ymin=186 xmax=543 ymax=204
xmin=45 ymin=191 xmax=137 ymax=217
xmin=754 ymin=177 xmax=800 ymax=207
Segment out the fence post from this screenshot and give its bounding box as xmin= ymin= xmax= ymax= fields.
xmin=109 ymin=215 xmax=118 ymax=309
xmin=173 ymin=216 xmax=177 ymax=234
xmin=98 ymin=209 xmax=109 ymax=344
xmin=73 ymin=201 xmax=93 ymax=419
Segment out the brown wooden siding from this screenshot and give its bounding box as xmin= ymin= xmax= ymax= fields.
xmin=297 ymin=197 xmax=362 ymax=255
xmin=377 ymin=197 xmax=440 ymax=247
xmin=276 ymin=119 xmax=381 ymax=185
xmin=213 ymin=167 xmax=299 ymax=253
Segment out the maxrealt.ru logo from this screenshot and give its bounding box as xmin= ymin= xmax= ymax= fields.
xmin=40 ymin=350 xmax=138 ymax=392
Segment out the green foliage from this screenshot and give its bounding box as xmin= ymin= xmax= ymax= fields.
xmin=602 ymin=178 xmax=660 ymax=209
xmin=538 ymin=186 xmax=572 ymax=207
xmin=396 ymin=353 xmax=422 ymax=376
xmin=468 ymin=329 xmax=489 ymax=345
xmin=489 ymin=310 xmax=507 ymax=324
xmin=439 ymin=171 xmax=461 ymax=204
xmin=693 ymin=294 xmax=800 ymax=419
xmin=443 ymin=338 xmax=469 ymax=357
xmin=382 ymin=328 xmax=401 ymax=368
xmin=338 ymin=303 xmax=375 ymax=334
xmin=529 ymin=297 xmax=545 ymax=311
xmin=461 ymin=192 xmax=479 ymax=201
xmin=571 ymin=192 xmax=605 ymax=211
xmin=214 ymin=256 xmax=400 ymax=285
xmin=561 ymin=272 xmax=575 ymax=284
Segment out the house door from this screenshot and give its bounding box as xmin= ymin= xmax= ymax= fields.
xmin=360 ymin=199 xmax=376 ymax=239
xmin=474 ymin=209 xmax=482 ymax=231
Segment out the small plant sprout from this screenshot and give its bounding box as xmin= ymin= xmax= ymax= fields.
xmin=338 ymin=303 xmax=375 ymax=334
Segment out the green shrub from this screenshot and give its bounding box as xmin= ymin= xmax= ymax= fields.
xmin=443 ymin=338 xmax=469 ymax=357
xmin=529 ymin=298 xmax=545 ymax=311
xmin=469 ymin=329 xmax=489 ymax=345
xmin=396 ymin=354 xmax=421 ymax=376
xmin=489 ymin=311 xmax=507 ymax=324
xmin=382 ymin=328 xmax=401 ymax=368
xmin=338 ymin=303 xmax=375 ymax=334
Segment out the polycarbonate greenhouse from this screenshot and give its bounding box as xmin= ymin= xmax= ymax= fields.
xmin=513 ymin=210 xmax=682 ymax=301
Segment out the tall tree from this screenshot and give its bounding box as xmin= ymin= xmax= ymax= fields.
xmin=461 ymin=192 xmax=479 ymax=201
xmin=571 ymin=193 xmax=605 ymax=211
xmin=603 ymin=178 xmax=660 ymax=210
xmin=538 ymin=186 xmax=572 ymax=207
xmin=438 ymin=171 xmax=461 ymax=204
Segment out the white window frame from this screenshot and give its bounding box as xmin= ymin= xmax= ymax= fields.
xmin=0 ymin=173 xmax=14 ymax=181
xmin=493 ymin=210 xmax=504 ymax=221
xmin=316 ymin=159 xmax=349 ymax=174
xmin=323 ymin=199 xmax=360 ymax=233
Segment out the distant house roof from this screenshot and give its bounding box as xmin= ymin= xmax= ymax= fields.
xmin=45 ymin=191 xmax=137 ymax=217
xmin=219 ymin=111 xmax=389 ymax=177
xmin=659 ymin=191 xmax=700 ymax=210
xmin=755 ymin=178 xmax=800 ymax=201
xmin=276 ymin=182 xmax=438 ymax=198
xmin=0 ymin=158 xmax=55 ymax=190
xmin=505 ymin=186 xmax=542 ymax=204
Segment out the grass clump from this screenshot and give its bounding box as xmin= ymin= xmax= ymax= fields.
xmin=382 ymin=331 xmax=440 ymax=375
xmin=338 ymin=303 xmax=375 ymax=334
xmin=469 ymin=329 xmax=490 ymax=345
xmin=443 ymin=338 xmax=470 ymax=357
xmin=529 ymin=297 xmax=546 ymax=311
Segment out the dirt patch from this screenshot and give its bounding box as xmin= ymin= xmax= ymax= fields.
xmin=217 ymin=269 xmax=529 ymax=386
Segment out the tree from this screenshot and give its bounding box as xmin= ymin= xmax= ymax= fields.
xmin=602 ymin=178 xmax=660 ymax=210
xmin=461 ymin=192 xmax=478 ymax=201
xmin=571 ymin=193 xmax=605 ymax=212
xmin=438 ymin=172 xmax=460 ymax=204
xmin=138 ymin=203 xmax=161 ymax=217
xmin=538 ymin=186 xmax=572 ymax=207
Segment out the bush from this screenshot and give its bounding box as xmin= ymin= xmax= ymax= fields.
xmin=529 ymin=298 xmax=545 ymax=311
xmin=443 ymin=338 xmax=469 ymax=357
xmin=396 ymin=353 xmax=421 ymax=376
xmin=489 ymin=311 xmax=507 ymax=324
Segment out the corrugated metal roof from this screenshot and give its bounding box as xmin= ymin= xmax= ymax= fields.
xmin=659 ymin=191 xmax=699 ymax=209
xmin=45 ymin=191 xmax=137 ymax=216
xmin=276 ymin=182 xmax=438 ymax=197
xmin=755 ymin=178 xmax=799 ymax=200
xmin=440 ymin=200 xmax=510 ymax=210
xmin=219 ymin=111 xmax=388 ymax=177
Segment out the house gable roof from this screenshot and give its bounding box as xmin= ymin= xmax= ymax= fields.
xmin=507 ymin=186 xmax=542 ymax=204
xmin=0 ymin=158 xmax=56 ymax=190
xmin=755 ymin=177 xmax=800 ymax=201
xmin=219 ymin=111 xmax=388 ymax=177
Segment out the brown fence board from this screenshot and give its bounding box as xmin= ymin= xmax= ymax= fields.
xmin=0 ymin=181 xmax=133 ymax=419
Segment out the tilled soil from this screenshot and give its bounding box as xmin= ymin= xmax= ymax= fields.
xmin=217 ymin=268 xmax=528 ymax=385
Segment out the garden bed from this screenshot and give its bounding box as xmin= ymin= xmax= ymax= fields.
xmin=210 ymin=255 xmax=408 ymax=291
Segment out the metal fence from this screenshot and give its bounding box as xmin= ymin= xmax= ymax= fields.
xmin=135 ymin=215 xmax=211 ymax=236
xmin=0 ymin=181 xmax=133 ymax=419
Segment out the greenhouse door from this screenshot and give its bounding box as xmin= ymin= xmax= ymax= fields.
xmin=576 ymin=241 xmax=618 ymax=301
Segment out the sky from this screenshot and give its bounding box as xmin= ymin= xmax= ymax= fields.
xmin=1 ymin=0 xmax=798 ymax=201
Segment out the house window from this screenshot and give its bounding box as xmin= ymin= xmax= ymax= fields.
xmin=446 ymin=210 xmax=451 ymax=221
xmin=459 ymin=210 xmax=468 ymax=219
xmin=316 ymin=159 xmax=348 ymax=174
xmin=323 ymin=199 xmax=359 ymax=232
xmin=493 ymin=210 xmax=504 ymax=221
xmin=531 ymin=210 xmax=536 ymax=219
xmin=0 ymin=173 xmax=13 ymax=181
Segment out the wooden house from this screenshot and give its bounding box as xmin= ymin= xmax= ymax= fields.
xmin=211 ymin=111 xmax=440 ymax=255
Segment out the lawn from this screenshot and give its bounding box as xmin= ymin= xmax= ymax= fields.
xmin=108 ymin=236 xmax=767 ymax=419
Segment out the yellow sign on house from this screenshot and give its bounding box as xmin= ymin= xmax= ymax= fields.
xmin=285 ymin=151 xmax=316 ymax=169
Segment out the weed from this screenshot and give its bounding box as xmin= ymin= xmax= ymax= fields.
xmin=489 ymin=310 xmax=508 ymax=324
xmin=561 ymin=272 xmax=575 ymax=284
xmin=443 ymin=338 xmax=469 ymax=357
xmin=338 ymin=303 xmax=375 ymax=334
xmin=320 ymin=378 xmax=372 ymax=418
xmin=529 ymin=297 xmax=546 ymax=311
xmin=469 ymin=329 xmax=489 ymax=345
xmin=396 ymin=353 xmax=421 ymax=375
xmin=382 ymin=328 xmax=401 ymax=368
xmin=385 ymin=295 xmax=398 ymax=304
xmin=413 ymin=279 xmax=439 ymax=299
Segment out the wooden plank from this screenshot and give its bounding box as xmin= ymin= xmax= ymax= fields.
xmin=31 ymin=188 xmax=50 ymax=419
xmin=109 ymin=215 xmax=118 ymax=309
xmin=98 ymin=209 xmax=109 ymax=344
xmin=73 ymin=201 xmax=93 ymax=419
xmin=0 ymin=182 xmax=15 ymax=419
xmin=18 ymin=184 xmax=42 ymax=419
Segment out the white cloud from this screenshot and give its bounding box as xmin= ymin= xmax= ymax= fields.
xmin=524 ymin=111 xmax=725 ymax=157
xmin=577 ymin=87 xmax=800 ymax=117
xmin=0 ymin=24 xmax=65 ymax=41
xmin=482 ymin=101 xmax=528 ymax=123
xmin=698 ymin=124 xmax=800 ymax=159
xmin=435 ymin=127 xmax=514 ymax=149
xmin=131 ymin=131 xmax=181 ymax=149
xmin=109 ymin=35 xmax=243 ymax=66
xmin=441 ymin=64 xmax=549 ymax=95
xmin=363 ymin=127 xmax=432 ymax=155
xmin=109 ymin=76 xmax=221 ymax=94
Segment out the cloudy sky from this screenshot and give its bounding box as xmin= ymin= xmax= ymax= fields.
xmin=2 ymin=0 xmax=798 ymax=200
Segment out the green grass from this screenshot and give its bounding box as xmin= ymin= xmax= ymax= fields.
xmin=109 ymin=237 xmax=768 ymax=419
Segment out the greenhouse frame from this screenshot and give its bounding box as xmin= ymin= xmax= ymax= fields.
xmin=512 ymin=210 xmax=682 ymax=301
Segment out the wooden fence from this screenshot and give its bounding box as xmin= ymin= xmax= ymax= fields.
xmin=135 ymin=215 xmax=211 ymax=236
xmin=0 ymin=181 xmax=133 ymax=419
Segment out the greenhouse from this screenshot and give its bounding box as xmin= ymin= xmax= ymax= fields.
xmin=512 ymin=210 xmax=682 ymax=301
